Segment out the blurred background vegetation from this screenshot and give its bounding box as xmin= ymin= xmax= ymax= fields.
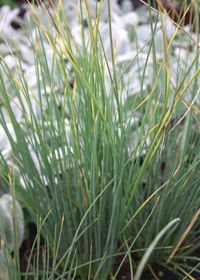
xmin=0 ymin=0 xmax=152 ymax=10
xmin=0 ymin=0 xmax=17 ymax=9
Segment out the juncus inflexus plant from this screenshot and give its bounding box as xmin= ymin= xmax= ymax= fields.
xmin=0 ymin=0 xmax=200 ymax=279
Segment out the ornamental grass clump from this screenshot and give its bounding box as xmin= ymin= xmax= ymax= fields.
xmin=0 ymin=0 xmax=200 ymax=279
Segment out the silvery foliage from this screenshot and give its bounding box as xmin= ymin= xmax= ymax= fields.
xmin=0 ymin=248 xmax=15 ymax=280
xmin=0 ymin=194 xmax=24 ymax=280
xmin=0 ymin=0 xmax=199 ymax=181
xmin=0 ymin=194 xmax=24 ymax=249
xmin=0 ymin=5 xmax=30 ymax=56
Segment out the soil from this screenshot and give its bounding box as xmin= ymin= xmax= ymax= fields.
xmin=140 ymin=260 xmax=200 ymax=280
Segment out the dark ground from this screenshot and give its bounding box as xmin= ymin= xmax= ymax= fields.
xmin=119 ymin=0 xmax=154 ymax=9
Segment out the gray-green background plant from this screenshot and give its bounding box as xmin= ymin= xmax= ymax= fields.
xmin=0 ymin=193 xmax=24 ymax=280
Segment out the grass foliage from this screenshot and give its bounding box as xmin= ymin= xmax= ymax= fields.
xmin=0 ymin=0 xmax=200 ymax=279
